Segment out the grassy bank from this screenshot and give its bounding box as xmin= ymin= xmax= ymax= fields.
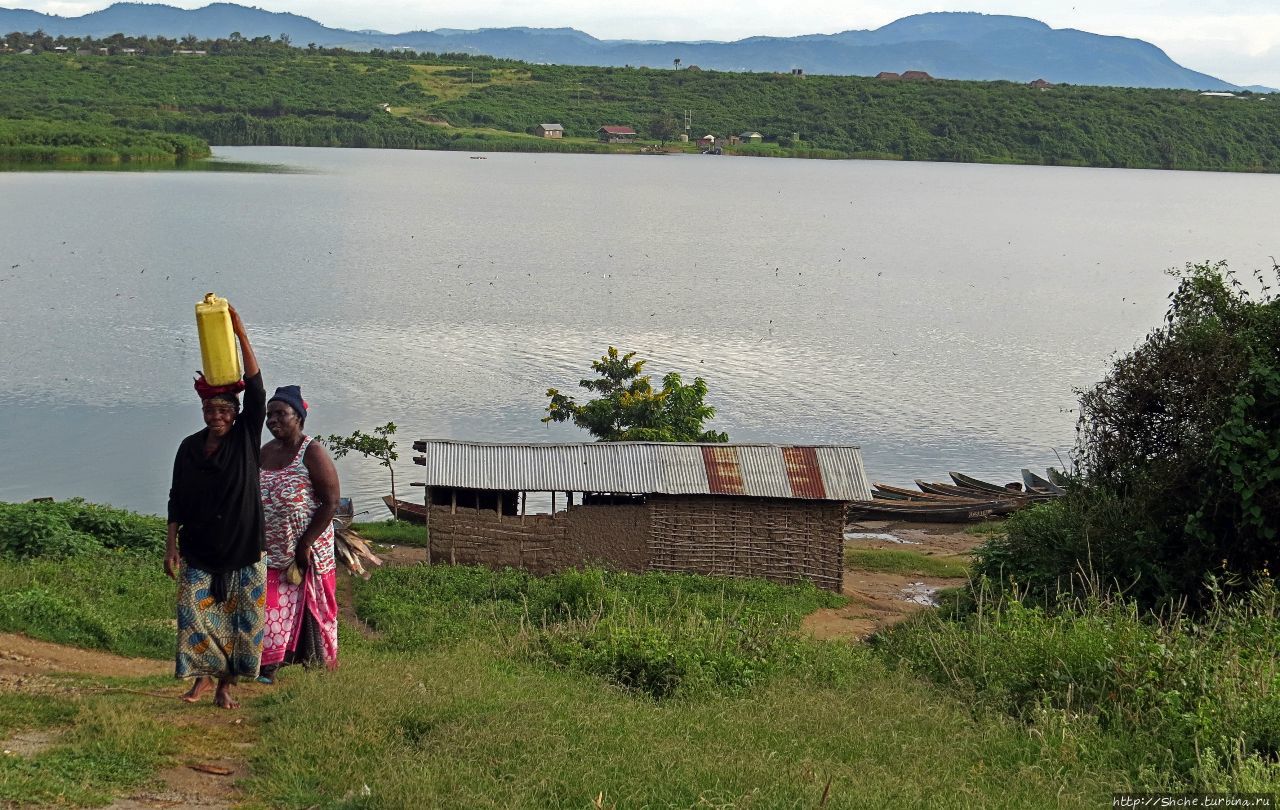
xmin=3 ymin=49 xmax=1279 ymax=170
xmin=4 ymin=499 xmax=1276 ymax=804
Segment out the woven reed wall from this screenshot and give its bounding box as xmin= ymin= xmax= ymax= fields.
xmin=648 ymin=495 xmax=844 ymax=591
xmin=428 ymin=504 xmax=648 ymax=574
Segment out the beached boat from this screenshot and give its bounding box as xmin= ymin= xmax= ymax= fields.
xmin=1046 ymin=467 xmax=1071 ymax=488
xmin=949 ymin=471 xmax=1020 ymax=495
xmin=1022 ymin=468 xmax=1066 ymax=495
xmin=848 ymin=500 xmax=1004 ymax=523
xmin=873 ymin=482 xmax=969 ymax=501
xmin=383 ymin=495 xmax=428 ymax=523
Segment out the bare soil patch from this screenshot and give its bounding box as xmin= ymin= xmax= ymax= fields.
xmin=803 ymin=520 xmax=986 ymax=642
xmin=0 ymin=633 xmax=167 ymax=680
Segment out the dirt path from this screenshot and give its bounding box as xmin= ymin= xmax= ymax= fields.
xmin=802 ymin=520 xmax=986 ymax=642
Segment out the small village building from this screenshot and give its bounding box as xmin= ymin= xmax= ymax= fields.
xmin=52 ymin=45 xmax=69 ymax=52
xmin=535 ymin=123 xmax=564 ymax=139
xmin=739 ymin=131 xmax=764 ymax=143
xmin=411 ymin=440 xmax=872 ymax=591
xmin=1029 ymin=78 xmax=1054 ymax=89
xmin=686 ymin=64 xmax=702 ymax=72
xmin=875 ymin=71 xmax=900 ymax=80
xmin=790 ymin=68 xmax=805 ymax=77
xmin=597 ymin=125 xmax=637 ymax=143
xmin=901 ymin=70 xmax=933 ymax=81
xmin=75 ymin=48 xmax=91 ymax=56
xmin=697 ymin=134 xmax=716 ymax=147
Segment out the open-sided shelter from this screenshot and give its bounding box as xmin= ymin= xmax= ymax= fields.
xmin=411 ymin=440 xmax=871 ymax=591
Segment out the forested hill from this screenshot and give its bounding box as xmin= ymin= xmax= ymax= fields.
xmin=0 ymin=4 xmax=1243 ymax=90
xmin=2 ymin=47 xmax=1278 ymax=172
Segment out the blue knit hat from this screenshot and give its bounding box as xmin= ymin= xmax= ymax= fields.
xmin=269 ymin=385 xmax=308 ymax=420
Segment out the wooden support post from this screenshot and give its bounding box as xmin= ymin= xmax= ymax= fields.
xmin=521 ymin=491 xmax=527 ymax=523
xmin=424 ymin=486 xmax=432 ymax=566
xmin=551 ymin=491 xmax=556 ymax=515
xmin=450 ymin=490 xmax=456 ymax=515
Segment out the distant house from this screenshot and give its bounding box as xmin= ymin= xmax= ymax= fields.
xmin=790 ymin=68 xmax=805 ymax=77
xmin=876 ymin=71 xmax=900 ymax=80
xmin=52 ymin=45 xmax=69 ymax=52
xmin=173 ymin=49 xmax=207 ymax=56
xmin=1029 ymin=78 xmax=1054 ymax=89
xmin=739 ymin=131 xmax=763 ymax=143
xmin=685 ymin=64 xmax=702 ymax=72
xmin=1198 ymin=91 xmax=1237 ymax=98
xmin=535 ymin=123 xmax=564 ymax=139
xmin=120 ymin=47 xmax=139 ymax=54
xmin=697 ymin=134 xmax=716 ymax=147
xmin=597 ymin=125 xmax=637 ymax=143
xmin=75 ymin=48 xmax=91 ymax=56
xmin=901 ymin=70 xmax=933 ymax=81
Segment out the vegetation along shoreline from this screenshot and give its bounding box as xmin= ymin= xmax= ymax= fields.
xmin=3 ymin=33 xmax=1279 ymax=170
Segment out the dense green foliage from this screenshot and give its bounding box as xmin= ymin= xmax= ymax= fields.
xmin=544 ymin=347 xmax=728 ymax=442
xmin=0 ymin=498 xmax=165 ymax=558
xmin=3 ymin=46 xmax=1280 ymax=170
xmin=976 ymin=262 xmax=1280 ymax=607
xmin=0 ymin=118 xmax=209 ymax=163
xmin=881 ymin=583 xmax=1280 ymax=790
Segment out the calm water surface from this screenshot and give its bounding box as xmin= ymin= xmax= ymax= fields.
xmin=2 ymin=147 xmax=1277 ymax=515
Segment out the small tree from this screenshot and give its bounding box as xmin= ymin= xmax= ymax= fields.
xmin=325 ymin=423 xmax=400 ymax=518
xmin=544 ymin=347 xmax=728 ymax=442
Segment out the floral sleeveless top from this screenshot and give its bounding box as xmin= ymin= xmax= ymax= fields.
xmin=260 ymin=436 xmax=335 ymax=574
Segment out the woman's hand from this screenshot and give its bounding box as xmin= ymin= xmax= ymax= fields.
xmin=228 ymin=304 xmax=246 ymax=337
xmin=295 ymin=543 xmax=313 ymax=572
xmin=164 ymin=547 xmax=181 ymax=579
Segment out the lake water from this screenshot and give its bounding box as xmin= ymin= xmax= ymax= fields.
xmin=2 ymin=147 xmax=1277 ymax=517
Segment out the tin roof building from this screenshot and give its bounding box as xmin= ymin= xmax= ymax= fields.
xmin=410 ymin=440 xmax=871 ymax=591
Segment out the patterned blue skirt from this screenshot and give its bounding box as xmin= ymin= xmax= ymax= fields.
xmin=175 ymin=560 xmax=266 ymax=680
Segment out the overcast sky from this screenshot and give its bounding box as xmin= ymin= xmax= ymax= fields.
xmin=12 ymin=1 xmax=1280 ymax=86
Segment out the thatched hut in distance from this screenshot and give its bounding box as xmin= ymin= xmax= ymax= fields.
xmin=411 ymin=440 xmax=872 ymax=591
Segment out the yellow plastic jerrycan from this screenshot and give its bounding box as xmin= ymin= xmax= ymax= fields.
xmin=195 ymin=293 xmax=242 ymax=386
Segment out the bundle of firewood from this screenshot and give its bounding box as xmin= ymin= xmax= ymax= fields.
xmin=333 ymin=525 xmax=383 ymax=579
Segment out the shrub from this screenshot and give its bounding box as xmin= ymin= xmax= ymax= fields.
xmin=879 ymin=581 xmax=1280 ymax=785
xmin=984 ymin=262 xmax=1280 ymax=608
xmin=0 ymin=500 xmax=165 ymax=559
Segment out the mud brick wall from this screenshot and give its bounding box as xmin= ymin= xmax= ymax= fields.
xmin=647 ymin=496 xmax=844 ymax=591
xmin=427 ymin=504 xmax=648 ymax=574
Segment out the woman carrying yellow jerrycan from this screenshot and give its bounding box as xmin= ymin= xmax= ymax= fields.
xmin=165 ymin=298 xmax=266 ymax=710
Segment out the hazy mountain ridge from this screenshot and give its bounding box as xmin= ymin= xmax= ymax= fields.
xmin=0 ymin=3 xmax=1249 ymax=90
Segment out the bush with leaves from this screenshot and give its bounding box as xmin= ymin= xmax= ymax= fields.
xmin=976 ymin=261 xmax=1280 ymax=607
xmin=544 ymin=347 xmax=728 ymax=442
xmin=0 ymin=499 xmax=165 ymax=559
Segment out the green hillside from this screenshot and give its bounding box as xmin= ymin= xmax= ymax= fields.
xmin=2 ymin=45 xmax=1278 ymax=170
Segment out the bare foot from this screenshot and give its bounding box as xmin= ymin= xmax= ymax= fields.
xmin=181 ymin=677 xmax=213 ymax=703
xmin=214 ymin=685 xmax=239 ymax=710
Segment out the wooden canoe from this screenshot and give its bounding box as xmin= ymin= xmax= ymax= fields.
xmin=1021 ymin=469 xmax=1065 ymax=496
xmin=383 ymin=495 xmax=428 ymax=524
xmin=949 ymin=471 xmax=1021 ymax=495
xmin=1046 ymin=467 xmax=1071 ymax=488
xmin=848 ymin=500 xmax=1004 ymax=523
xmin=873 ymin=482 xmax=972 ymax=502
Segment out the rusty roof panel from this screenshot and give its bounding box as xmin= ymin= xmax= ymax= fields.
xmin=782 ymin=446 xmax=827 ymax=500
xmin=701 ymin=446 xmax=746 ymax=495
xmin=413 ymin=440 xmax=870 ymax=501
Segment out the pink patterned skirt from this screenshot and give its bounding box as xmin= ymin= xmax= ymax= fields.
xmin=262 ymin=565 xmax=338 ymax=670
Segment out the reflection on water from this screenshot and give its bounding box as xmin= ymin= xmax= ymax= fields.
xmin=1 ymin=146 xmax=1277 ymax=515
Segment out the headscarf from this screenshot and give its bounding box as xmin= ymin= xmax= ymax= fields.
xmin=194 ymin=372 xmax=245 ymax=406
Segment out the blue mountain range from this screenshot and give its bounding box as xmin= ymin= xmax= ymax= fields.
xmin=0 ymin=3 xmax=1251 ymax=90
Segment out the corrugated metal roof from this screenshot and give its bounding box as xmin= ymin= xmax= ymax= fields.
xmin=412 ymin=440 xmax=871 ymax=501
xmin=539 ymin=123 xmax=564 ymax=130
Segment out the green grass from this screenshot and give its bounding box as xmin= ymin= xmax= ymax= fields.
xmin=351 ymin=519 xmax=428 ymax=547
xmin=844 ymin=547 xmax=971 ymax=578
xmin=0 ymin=694 xmax=178 ymax=807
xmin=965 ymin=520 xmax=1008 ymax=538
xmin=245 ymin=639 xmax=1131 ymax=808
xmin=0 ymin=551 xmax=174 ymax=659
